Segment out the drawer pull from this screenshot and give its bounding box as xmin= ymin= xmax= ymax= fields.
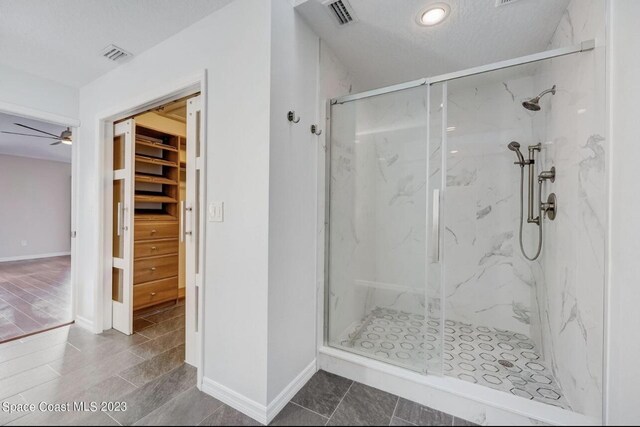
xmin=150 ymin=267 xmax=157 ymax=272
xmin=151 ymin=229 xmax=157 ymax=234
xmin=151 ymin=246 xmax=158 ymax=251
xmin=151 ymin=292 xmax=157 ymax=296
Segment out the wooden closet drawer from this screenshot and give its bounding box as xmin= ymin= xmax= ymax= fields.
xmin=134 ymin=254 xmax=179 ymax=284
xmin=135 ymin=222 xmax=178 ymax=241
xmin=134 ymin=238 xmax=178 ymax=259
xmin=133 ymin=277 xmax=178 ymax=310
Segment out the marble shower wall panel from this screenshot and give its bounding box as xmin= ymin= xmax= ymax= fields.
xmin=444 ymin=75 xmax=540 ymax=336
xmin=361 ymin=88 xmax=428 ymax=316
xmin=531 ymin=0 xmax=606 ymax=417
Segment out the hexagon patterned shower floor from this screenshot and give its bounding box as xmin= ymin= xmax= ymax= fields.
xmin=336 ymin=307 xmax=570 ymax=410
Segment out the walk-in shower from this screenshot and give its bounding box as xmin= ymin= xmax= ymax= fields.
xmin=325 ymin=40 xmax=606 ymax=422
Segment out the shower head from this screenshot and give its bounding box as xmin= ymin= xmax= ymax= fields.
xmin=522 ymin=85 xmax=557 ymax=111
xmin=508 ymin=141 xmax=525 ymax=166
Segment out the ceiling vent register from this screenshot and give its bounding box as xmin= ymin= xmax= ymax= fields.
xmin=101 ymin=44 xmax=132 ymax=62
xmin=324 ymin=0 xmax=357 ymax=26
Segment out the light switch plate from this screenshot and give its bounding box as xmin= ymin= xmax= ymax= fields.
xmin=208 ymin=201 xmax=224 ymax=222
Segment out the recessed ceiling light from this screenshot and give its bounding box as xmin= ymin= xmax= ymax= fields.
xmin=447 ymin=126 xmax=456 ymax=132
xmin=417 ymin=3 xmax=450 ymax=26
xmin=450 ymin=150 xmax=459 ymax=154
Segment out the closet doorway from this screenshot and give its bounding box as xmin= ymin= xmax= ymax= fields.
xmin=103 ymin=89 xmax=205 ymax=370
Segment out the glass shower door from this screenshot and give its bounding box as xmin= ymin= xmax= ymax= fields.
xmin=327 ymin=84 xmax=443 ymax=373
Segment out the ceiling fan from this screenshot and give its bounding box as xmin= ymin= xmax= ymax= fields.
xmin=1 ymin=123 xmax=72 ymax=145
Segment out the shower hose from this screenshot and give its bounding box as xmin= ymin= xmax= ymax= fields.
xmin=518 ymin=166 xmax=543 ymax=261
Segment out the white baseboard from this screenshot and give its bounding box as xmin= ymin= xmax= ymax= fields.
xmin=266 ymin=360 xmax=317 ymax=423
xmin=0 ymin=251 xmax=71 ymax=263
xmin=201 ymin=359 xmax=317 ymax=425
xmin=201 ymin=377 xmax=269 ymax=424
xmin=74 ymin=315 xmax=95 ymax=333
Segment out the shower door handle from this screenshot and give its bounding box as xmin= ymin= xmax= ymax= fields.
xmin=432 ymin=189 xmax=441 ymax=262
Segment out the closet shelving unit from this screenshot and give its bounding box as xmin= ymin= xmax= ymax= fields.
xmin=131 ymin=125 xmax=181 ymax=310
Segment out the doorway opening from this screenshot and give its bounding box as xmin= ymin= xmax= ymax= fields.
xmin=0 ymin=111 xmax=77 ymax=343
xmin=103 ymin=88 xmax=205 ymax=371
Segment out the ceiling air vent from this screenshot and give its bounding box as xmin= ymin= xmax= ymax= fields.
xmin=100 ymin=44 xmax=132 ymax=62
xmin=324 ymin=0 xmax=357 ymax=26
xmin=495 ymin=0 xmax=523 ymax=6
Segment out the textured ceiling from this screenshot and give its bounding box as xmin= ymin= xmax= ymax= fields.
xmin=297 ymin=0 xmax=571 ymax=91
xmin=0 ymin=113 xmax=71 ymax=163
xmin=0 ymin=0 xmax=233 ymax=88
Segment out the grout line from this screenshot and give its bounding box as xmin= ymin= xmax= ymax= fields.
xmin=389 ymin=396 xmax=400 ymax=426
xmin=104 ymin=410 xmax=123 ymax=426
xmin=116 ymin=373 xmax=140 ymax=389
xmin=326 ymin=380 xmax=353 ymax=423
xmin=290 ymin=401 xmax=329 ymax=421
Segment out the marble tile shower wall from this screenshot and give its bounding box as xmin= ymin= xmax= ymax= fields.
xmin=444 ymin=75 xmax=541 ymax=337
xmin=531 ymin=0 xmax=606 ymax=418
xmin=328 ymin=87 xmax=429 ymax=344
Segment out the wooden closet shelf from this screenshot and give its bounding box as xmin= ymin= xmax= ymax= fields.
xmin=135 ymin=173 xmax=178 ymax=186
xmin=135 ymin=211 xmax=177 ymax=221
xmin=134 ymin=193 xmax=178 ymax=204
xmin=135 ymin=155 xmax=178 ymax=168
xmin=136 ymin=138 xmax=178 ymax=152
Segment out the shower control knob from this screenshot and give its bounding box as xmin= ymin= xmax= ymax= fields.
xmin=539 ymin=166 xmax=556 ymax=183
xmin=541 ymin=193 xmax=557 ymax=221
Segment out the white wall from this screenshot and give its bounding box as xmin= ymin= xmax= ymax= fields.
xmin=0 ymin=63 xmax=78 ymax=120
xmin=267 ymin=0 xmax=320 ymax=403
xmin=76 ymin=0 xmax=272 ymax=406
xmin=0 ymin=154 xmax=71 ymax=260
xmin=607 ymin=0 xmax=640 ymax=424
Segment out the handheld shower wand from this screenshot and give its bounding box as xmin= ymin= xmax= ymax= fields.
xmin=507 ymin=141 xmax=526 ymax=166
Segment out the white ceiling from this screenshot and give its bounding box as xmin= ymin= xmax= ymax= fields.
xmin=0 ymin=113 xmax=71 ymax=163
xmin=0 ymin=0 xmax=233 ymax=88
xmin=297 ymin=0 xmax=571 ymax=91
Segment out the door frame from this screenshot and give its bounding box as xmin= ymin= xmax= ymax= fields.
xmin=95 ymin=71 xmax=208 ymax=380
xmin=0 ymin=100 xmax=80 ymax=330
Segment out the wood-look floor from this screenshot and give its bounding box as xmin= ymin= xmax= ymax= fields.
xmin=0 ymin=301 xmax=474 ymax=426
xmin=0 ymin=256 xmax=72 ymax=343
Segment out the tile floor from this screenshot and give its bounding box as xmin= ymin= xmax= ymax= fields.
xmin=0 ymin=256 xmax=72 ymax=343
xmin=336 ymin=307 xmax=569 ymax=410
xmin=0 ymin=302 xmax=474 ymax=426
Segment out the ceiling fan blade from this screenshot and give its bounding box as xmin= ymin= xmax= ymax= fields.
xmin=14 ymin=123 xmax=61 ymax=138
xmin=50 ymin=141 xmax=62 ymax=146
xmin=1 ymin=131 xmax=60 ymax=139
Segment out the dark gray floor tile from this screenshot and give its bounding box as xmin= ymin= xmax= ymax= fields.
xmin=109 ymin=363 xmax=197 ymax=425
xmin=134 ymin=317 xmax=155 ymax=332
xmin=120 ymin=344 xmax=185 ymax=386
xmin=22 ymin=349 xmax=143 ymax=403
xmin=0 ymin=363 xmax=59 ymax=399
xmin=394 ymin=398 xmax=454 ymax=426
xmin=136 ymin=315 xmax=185 ymax=340
xmin=0 ymin=342 xmax=78 ymax=380
xmin=68 ymin=411 xmax=120 ymax=426
xmin=291 ymin=370 xmax=352 ymax=418
xmin=453 ymin=416 xmax=479 ymax=426
xmin=199 ymin=404 xmax=262 ymax=426
xmin=129 ymin=328 xmax=185 ymax=360
xmin=0 ymin=395 xmax=29 ymax=425
xmin=390 ymin=417 xmax=417 ymax=426
xmin=134 ymin=386 xmax=223 ymax=426
xmin=142 ymin=304 xmax=185 ymax=324
xmin=270 ymin=403 xmax=328 ymax=426
xmin=327 ymin=382 xmax=398 ymax=426
xmin=10 ymin=376 xmax=137 ymax=426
